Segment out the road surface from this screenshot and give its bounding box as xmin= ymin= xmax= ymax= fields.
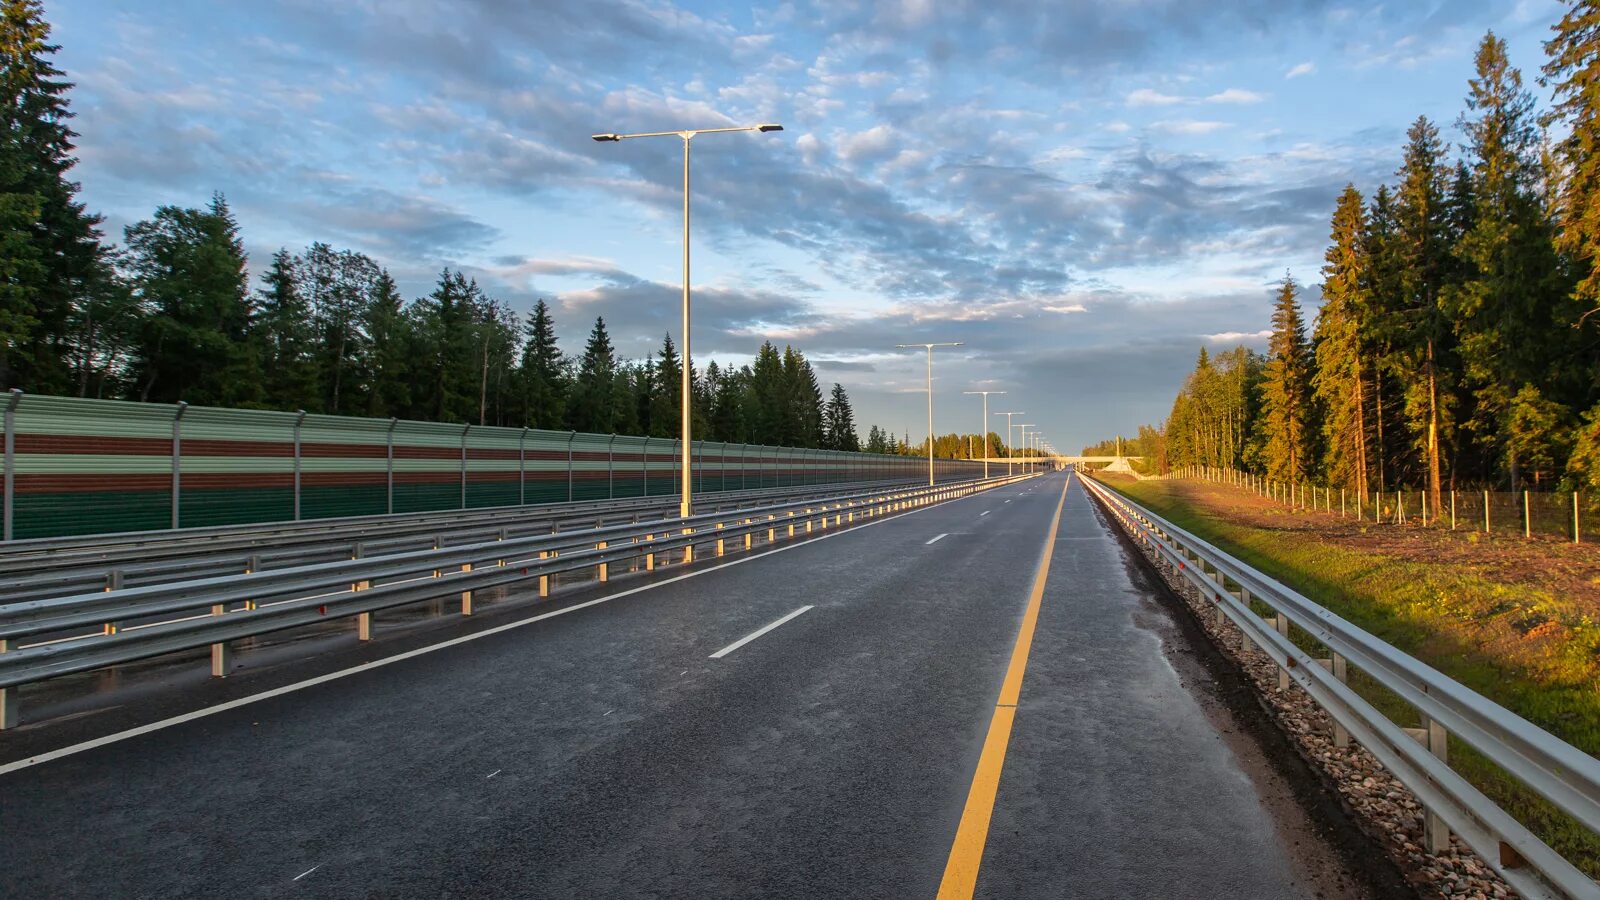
xmin=0 ymin=472 xmax=1403 ymax=898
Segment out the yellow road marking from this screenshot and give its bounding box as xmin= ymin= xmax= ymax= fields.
xmin=937 ymin=476 xmax=1070 ymax=899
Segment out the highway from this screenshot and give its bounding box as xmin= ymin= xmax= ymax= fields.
xmin=0 ymin=472 xmax=1402 ymax=898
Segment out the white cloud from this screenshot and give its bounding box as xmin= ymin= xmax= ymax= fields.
xmin=1285 ymin=61 xmax=1316 ymax=79
xmin=1040 ymin=302 xmax=1087 ymax=314
xmin=1205 ymin=88 xmax=1265 ymax=104
xmin=1204 ymin=329 xmax=1271 ymax=342
xmin=1153 ymin=119 xmax=1229 ymax=135
xmin=1126 ymin=88 xmax=1184 ymax=107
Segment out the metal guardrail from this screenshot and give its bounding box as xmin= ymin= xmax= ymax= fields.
xmin=0 ymin=479 xmax=924 ymax=604
xmin=1080 ymin=474 xmax=1600 ymax=900
xmin=0 ymin=473 xmax=1035 ymax=730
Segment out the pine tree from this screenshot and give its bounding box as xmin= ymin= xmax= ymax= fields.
xmin=567 ymin=316 xmax=619 ymax=433
xmin=1313 ymin=185 xmax=1372 ymax=494
xmin=515 ymin=299 xmax=565 ymax=429
xmin=1258 ymin=274 xmax=1315 ymax=481
xmin=0 ymin=0 xmax=107 ymax=392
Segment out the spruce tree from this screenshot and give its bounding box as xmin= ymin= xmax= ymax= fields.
xmin=824 ymin=383 xmax=859 ymax=450
xmin=1544 ymin=1 xmax=1600 ymax=319
xmin=1313 ymin=185 xmax=1372 ymax=494
xmin=1258 ymin=274 xmax=1315 ymax=481
xmin=255 ymin=249 xmax=318 ymax=409
xmin=1455 ymin=31 xmax=1574 ymax=487
xmin=649 ymin=333 xmax=682 ymax=438
xmin=567 ymin=316 xmax=619 ymax=433
xmin=0 ymin=0 xmax=106 ymax=392
xmin=363 ymin=270 xmax=411 ymax=417
xmin=124 ymin=194 xmax=258 ymax=406
xmin=516 ymin=299 xmax=565 ymax=429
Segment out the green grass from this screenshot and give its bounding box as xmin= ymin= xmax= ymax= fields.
xmin=1105 ymin=477 xmax=1600 ymax=878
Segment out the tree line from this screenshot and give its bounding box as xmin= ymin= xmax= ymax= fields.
xmin=0 ymin=0 xmax=923 ymax=452
xmin=1090 ymin=19 xmax=1600 ymax=505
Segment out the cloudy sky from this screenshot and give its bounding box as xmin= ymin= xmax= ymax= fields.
xmin=51 ymin=0 xmax=1561 ymax=452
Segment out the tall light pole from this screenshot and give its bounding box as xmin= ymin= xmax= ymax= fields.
xmin=995 ymin=411 xmax=1023 ymax=477
xmin=593 ymin=122 xmax=784 ymax=518
xmin=896 ymin=342 xmax=963 ymax=486
xmin=963 ymin=390 xmax=1005 ymax=480
xmin=1019 ymin=425 xmax=1035 ymax=474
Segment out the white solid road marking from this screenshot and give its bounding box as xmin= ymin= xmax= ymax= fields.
xmin=709 ymin=606 xmax=814 ymax=659
xmin=486 ymin=769 xmax=501 ymax=779
xmin=0 ymin=483 xmax=988 ymax=777
xmin=926 ymin=533 xmax=948 ymax=545
xmin=293 ymin=866 xmax=320 ymax=881
xmin=979 ymin=510 xmax=991 ymax=517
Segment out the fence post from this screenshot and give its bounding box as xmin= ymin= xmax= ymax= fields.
xmin=1524 ymin=490 xmax=1531 ymax=539
xmin=608 ymin=434 xmax=617 ymax=500
xmin=3 ymin=389 xmax=20 ymax=542
xmin=170 ymin=401 xmax=188 ymax=529
xmin=518 ymin=427 xmax=528 ymax=506
xmin=1484 ymin=489 xmax=1490 ymax=533
xmin=1575 ymin=492 xmax=1582 ymax=544
xmin=643 ymin=436 xmax=651 ymax=497
xmin=293 ymin=410 xmax=306 ymax=521
xmin=567 ymin=431 xmax=576 ymax=502
xmin=459 ymin=424 xmax=471 ymax=509
xmin=386 ymin=418 xmax=397 ymax=515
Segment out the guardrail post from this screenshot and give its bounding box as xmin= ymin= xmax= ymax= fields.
xmin=245 ymin=555 xmax=260 ymax=609
xmin=715 ymin=526 xmax=725 ymax=557
xmin=1317 ymin=653 xmax=1349 ymax=748
xmin=1406 ymin=716 xmax=1452 ymax=853
xmin=104 ymin=569 xmax=124 ymax=634
xmin=682 ymin=528 xmax=695 ymax=563
xmin=3 ymin=389 xmax=20 ymax=542
xmin=171 ymin=401 xmax=188 ymax=529
xmin=597 ymin=541 xmax=608 ymax=582
xmin=353 ymin=543 xmax=372 ymax=641
xmin=1274 ymin=613 xmax=1291 ymax=690
xmin=0 ymin=638 xmax=16 ymax=728
xmin=538 ymin=551 xmax=551 ymax=597
xmin=460 ymin=563 xmax=474 ymax=615
xmin=645 ymin=533 xmax=656 ymax=570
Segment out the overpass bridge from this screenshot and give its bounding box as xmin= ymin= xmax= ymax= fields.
xmin=0 ymin=471 xmax=1590 ymax=898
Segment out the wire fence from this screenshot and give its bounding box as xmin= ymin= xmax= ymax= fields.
xmin=2 ymin=391 xmax=984 ymax=541
xmin=1177 ymin=465 xmax=1596 ymax=544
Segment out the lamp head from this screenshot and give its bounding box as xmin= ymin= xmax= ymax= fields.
xmin=756 ymin=123 xmax=785 ymax=133
xmin=592 ymin=133 xmax=621 ymax=142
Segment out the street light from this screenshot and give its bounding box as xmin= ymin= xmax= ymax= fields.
xmin=963 ymin=390 xmax=1005 ymax=480
xmin=995 ymin=411 xmax=1023 ymax=477
xmin=1019 ymin=425 xmax=1035 ymax=475
xmin=896 ymin=342 xmax=963 ymax=486
xmin=593 ymin=122 xmax=785 ymax=518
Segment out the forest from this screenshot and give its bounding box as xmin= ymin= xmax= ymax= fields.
xmin=0 ymin=0 xmax=1013 ymax=456
xmin=1090 ymin=19 xmax=1600 ymax=504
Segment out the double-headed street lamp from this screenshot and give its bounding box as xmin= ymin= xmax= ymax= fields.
xmin=896 ymin=342 xmax=963 ymax=486
xmin=962 ymin=390 xmax=1005 ymax=480
xmin=593 ymin=123 xmax=784 ymax=517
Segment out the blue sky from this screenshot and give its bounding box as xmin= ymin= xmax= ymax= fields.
xmin=50 ymin=0 xmax=1563 ymax=452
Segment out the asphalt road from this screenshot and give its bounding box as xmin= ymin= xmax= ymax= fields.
xmin=0 ymin=472 xmax=1399 ymax=898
